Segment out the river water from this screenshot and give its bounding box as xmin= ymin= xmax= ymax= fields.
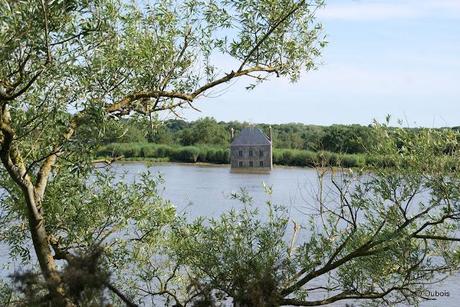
xmin=1 ymin=162 xmax=459 ymax=306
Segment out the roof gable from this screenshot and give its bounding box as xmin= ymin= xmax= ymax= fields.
xmin=231 ymin=127 xmax=271 ymax=146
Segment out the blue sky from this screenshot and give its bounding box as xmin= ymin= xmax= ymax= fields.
xmin=181 ymin=0 xmax=460 ymax=127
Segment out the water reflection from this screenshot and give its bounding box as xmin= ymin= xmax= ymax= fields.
xmin=1 ymin=162 xmax=458 ymax=306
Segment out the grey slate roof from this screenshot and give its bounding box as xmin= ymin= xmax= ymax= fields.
xmin=231 ymin=127 xmax=271 ymax=146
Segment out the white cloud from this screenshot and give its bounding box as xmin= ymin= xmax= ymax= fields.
xmin=319 ymin=0 xmax=460 ymax=21
xmin=429 ymin=0 xmax=460 ymax=11
xmin=310 ymin=64 xmax=459 ymax=96
xmin=319 ymin=2 xmax=419 ymax=21
xmin=257 ymin=62 xmax=460 ymax=100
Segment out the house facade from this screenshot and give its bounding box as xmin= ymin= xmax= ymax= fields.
xmin=230 ymin=127 xmax=272 ymax=172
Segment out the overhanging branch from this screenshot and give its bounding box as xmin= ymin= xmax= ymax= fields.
xmin=280 ymin=287 xmax=409 ymax=306
xmin=105 ymin=65 xmax=278 ymax=115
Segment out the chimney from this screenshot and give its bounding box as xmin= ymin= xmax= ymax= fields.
xmin=231 ymin=127 xmax=234 ymax=139
xmin=269 ymin=125 xmax=272 ymax=142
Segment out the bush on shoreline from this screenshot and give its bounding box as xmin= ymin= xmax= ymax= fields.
xmin=97 ymin=143 xmax=230 ymax=164
xmin=96 ymin=143 xmax=391 ymax=168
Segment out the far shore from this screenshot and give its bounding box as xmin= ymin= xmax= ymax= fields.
xmin=95 ymin=159 xmax=343 ymax=171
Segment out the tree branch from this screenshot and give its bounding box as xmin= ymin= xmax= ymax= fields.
xmin=34 ymin=122 xmax=77 ymax=201
xmin=237 ymin=0 xmax=307 ymax=72
xmin=280 ymin=287 xmax=408 ymax=306
xmin=106 ymin=283 xmax=138 ymax=307
xmin=282 ymin=220 xmax=387 ymax=296
xmin=413 ymin=234 xmax=460 ymax=241
xmin=0 ymin=70 xmax=43 ymax=102
xmin=40 ymin=0 xmax=52 ymax=63
xmin=105 ymin=65 xmax=278 ymax=115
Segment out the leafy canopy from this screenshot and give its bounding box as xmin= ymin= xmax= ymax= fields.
xmin=1 ymin=0 xmax=326 ymax=306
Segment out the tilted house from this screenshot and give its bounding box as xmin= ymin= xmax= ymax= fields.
xmin=230 ymin=127 xmax=272 ymax=172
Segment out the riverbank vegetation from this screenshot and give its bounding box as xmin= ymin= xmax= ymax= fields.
xmin=99 ymin=116 xmax=381 ymax=154
xmin=97 ymin=142 xmax=372 ymax=168
xmin=96 ymin=117 xmax=460 ymax=169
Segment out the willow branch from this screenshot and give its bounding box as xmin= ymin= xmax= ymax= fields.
xmin=281 ymin=287 xmax=408 ymax=306
xmin=106 ymin=65 xmax=278 ymax=114
xmin=0 ymin=70 xmax=43 ymax=102
xmin=40 ymin=0 xmax=51 ymax=63
xmin=34 ymin=120 xmax=77 ymax=200
xmin=238 ymin=0 xmax=306 ymax=72
xmin=282 ymin=221 xmax=387 ymax=296
xmin=106 ymin=283 xmax=138 ymax=307
xmin=0 ymin=109 xmax=32 ymax=189
xmin=413 ymin=234 xmax=460 ymax=241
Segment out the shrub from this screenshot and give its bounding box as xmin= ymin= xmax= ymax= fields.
xmin=155 ymin=145 xmax=172 ymax=158
xmin=214 ymin=149 xmax=230 ymax=164
xmin=141 ymin=144 xmax=157 ymax=158
xmin=172 ymin=146 xmax=200 ymax=162
xmin=197 ymin=147 xmax=209 ymax=162
xmin=281 ymin=150 xmax=294 ymax=165
xmin=291 ymin=150 xmax=317 ymax=167
xmin=206 ymin=148 xmax=217 ymax=163
xmin=340 ymin=155 xmax=359 ymax=168
xmin=122 ymin=143 xmax=143 ymax=158
xmin=317 ymin=151 xmax=338 ymax=167
xmin=365 ymin=155 xmax=396 ymax=168
xmin=96 ymin=143 xmax=370 ymax=169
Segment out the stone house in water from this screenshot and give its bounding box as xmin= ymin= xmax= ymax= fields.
xmin=230 ymin=127 xmax=272 ymax=172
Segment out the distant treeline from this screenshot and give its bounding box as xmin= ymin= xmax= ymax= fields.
xmin=97 ymin=143 xmax=398 ymax=168
xmin=97 ymin=117 xmax=460 ymax=168
xmin=101 ymin=117 xmax=382 ymax=154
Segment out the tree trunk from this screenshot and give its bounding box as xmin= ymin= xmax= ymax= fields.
xmin=23 ymin=185 xmax=74 ymax=306
xmin=0 ymin=107 xmax=74 ymax=306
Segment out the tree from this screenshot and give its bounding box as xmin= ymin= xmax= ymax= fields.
xmin=4 ymin=1 xmax=459 ymax=306
xmin=136 ymin=123 xmax=460 ymax=306
xmin=179 ymin=117 xmax=230 ymax=146
xmin=0 ymin=0 xmax=325 ymax=305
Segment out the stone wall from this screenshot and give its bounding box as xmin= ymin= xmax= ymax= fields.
xmin=230 ymin=144 xmax=272 ymax=170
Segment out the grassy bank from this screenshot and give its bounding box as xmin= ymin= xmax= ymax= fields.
xmin=96 ymin=143 xmax=398 ymax=168
xmin=97 ymin=143 xmax=230 ymax=164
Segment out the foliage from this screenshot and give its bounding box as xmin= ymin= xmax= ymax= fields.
xmin=3 ymin=0 xmax=460 ymax=306
xmin=0 ymin=281 xmax=13 ymax=306
xmin=97 ymin=123 xmax=460 ymax=306
xmin=128 ymin=123 xmax=460 ymax=306
xmin=179 ymin=117 xmax=230 ymax=146
xmin=100 ymin=117 xmax=460 ymax=157
xmin=1 ymin=0 xmax=326 ymax=304
xmin=170 ymin=189 xmax=292 ymax=306
xmin=96 ymin=142 xmax=393 ymax=169
xmin=98 ymin=143 xmax=230 ymax=164
xmin=10 ymin=249 xmax=110 ymax=307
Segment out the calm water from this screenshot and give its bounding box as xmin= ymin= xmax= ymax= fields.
xmin=113 ymin=162 xmax=460 ymax=307
xmin=1 ymin=162 xmax=459 ymax=306
xmin=112 ymin=162 xmax=320 ymax=220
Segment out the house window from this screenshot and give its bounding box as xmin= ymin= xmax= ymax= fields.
xmin=259 ymin=161 xmax=264 ymax=167
xmin=238 ymin=150 xmax=243 ymax=157
xmin=249 ymin=161 xmax=254 ymax=167
xmin=238 ymin=161 xmax=243 ymax=167
xmin=259 ymin=150 xmax=263 ymax=157
xmin=249 ymin=150 xmax=253 ymax=157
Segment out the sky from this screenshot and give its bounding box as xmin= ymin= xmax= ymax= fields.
xmin=181 ymin=0 xmax=460 ymax=127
